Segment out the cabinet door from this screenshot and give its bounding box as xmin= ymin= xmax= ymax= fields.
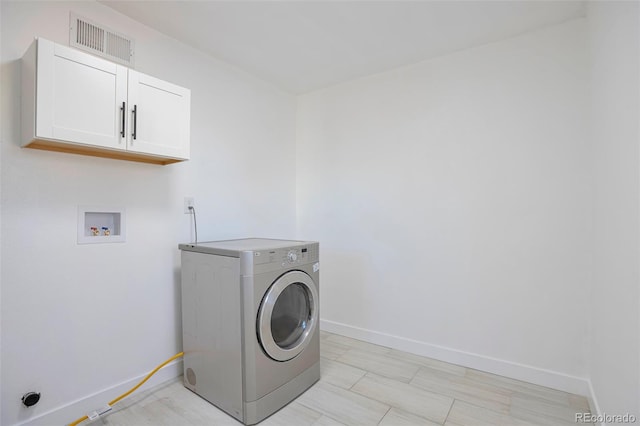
xmin=127 ymin=71 xmax=190 ymax=160
xmin=36 ymin=39 xmax=127 ymax=149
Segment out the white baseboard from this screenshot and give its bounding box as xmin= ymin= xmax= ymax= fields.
xmin=17 ymin=360 xmax=183 ymax=426
xmin=586 ymin=379 xmax=604 ymax=426
xmin=320 ymin=319 xmax=590 ymax=396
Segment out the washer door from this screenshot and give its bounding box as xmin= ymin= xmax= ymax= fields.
xmin=258 ymin=270 xmax=318 ymax=362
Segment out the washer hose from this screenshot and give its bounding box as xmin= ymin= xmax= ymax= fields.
xmin=68 ymin=352 xmax=184 ymax=426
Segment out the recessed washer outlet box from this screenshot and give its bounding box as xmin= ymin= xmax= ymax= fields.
xmin=78 ymin=206 xmax=126 ymax=244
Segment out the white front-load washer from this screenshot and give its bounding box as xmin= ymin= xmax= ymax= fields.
xmin=179 ymin=238 xmax=320 ymax=425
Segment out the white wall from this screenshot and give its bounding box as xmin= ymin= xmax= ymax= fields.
xmin=587 ymin=1 xmax=640 ymax=418
xmin=297 ymin=19 xmax=592 ymax=392
xmin=0 ymin=2 xmax=296 ymax=425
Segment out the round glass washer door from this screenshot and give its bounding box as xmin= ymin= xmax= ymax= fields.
xmin=258 ymin=270 xmax=318 ymax=362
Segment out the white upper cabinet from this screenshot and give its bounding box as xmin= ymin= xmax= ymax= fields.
xmin=127 ymin=70 xmax=190 ymax=159
xmin=37 ymin=40 xmax=128 ymax=149
xmin=22 ymin=38 xmax=190 ymax=165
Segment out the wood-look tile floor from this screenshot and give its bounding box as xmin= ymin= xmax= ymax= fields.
xmin=92 ymin=331 xmax=592 ymax=426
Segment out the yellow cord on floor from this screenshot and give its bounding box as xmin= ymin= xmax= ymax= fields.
xmin=68 ymin=352 xmax=184 ymax=426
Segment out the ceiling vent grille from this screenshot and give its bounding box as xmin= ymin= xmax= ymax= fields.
xmin=69 ymin=13 xmax=135 ymax=67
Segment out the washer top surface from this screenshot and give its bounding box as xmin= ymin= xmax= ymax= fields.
xmin=179 ymin=238 xmax=315 ymax=257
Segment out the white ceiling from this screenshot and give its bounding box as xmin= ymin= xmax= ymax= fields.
xmin=101 ymin=1 xmax=586 ymax=94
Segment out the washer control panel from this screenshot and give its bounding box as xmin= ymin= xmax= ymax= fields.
xmin=253 ymin=245 xmax=317 ymax=268
xmin=277 ymin=247 xmax=305 ymax=266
